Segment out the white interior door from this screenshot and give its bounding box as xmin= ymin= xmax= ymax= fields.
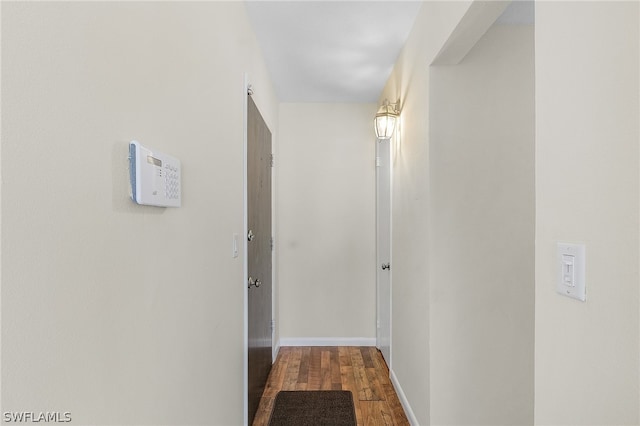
xmin=376 ymin=138 xmax=392 ymax=366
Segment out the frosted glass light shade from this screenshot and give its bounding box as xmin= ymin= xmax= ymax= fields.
xmin=374 ymin=102 xmax=399 ymax=140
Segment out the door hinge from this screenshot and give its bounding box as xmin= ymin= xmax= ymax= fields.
xmin=270 ymin=154 xmax=274 ymax=168
xmin=376 ymin=157 xmax=381 ymax=167
xmin=270 ymin=319 xmax=275 ymax=333
xmin=270 ymin=237 xmax=274 ymax=251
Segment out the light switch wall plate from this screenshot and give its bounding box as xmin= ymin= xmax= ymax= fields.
xmin=557 ymin=243 xmax=586 ymax=301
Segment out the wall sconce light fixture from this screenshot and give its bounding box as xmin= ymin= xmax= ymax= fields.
xmin=374 ymin=99 xmax=400 ymax=140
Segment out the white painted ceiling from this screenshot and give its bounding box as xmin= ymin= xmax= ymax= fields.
xmin=245 ymin=1 xmax=534 ymax=103
xmin=245 ymin=1 xmax=422 ymax=103
xmin=496 ymin=0 xmax=534 ymax=25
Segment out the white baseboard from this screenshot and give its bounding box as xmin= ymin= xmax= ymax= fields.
xmin=278 ymin=337 xmax=376 ymax=347
xmin=390 ymin=368 xmax=419 ymax=426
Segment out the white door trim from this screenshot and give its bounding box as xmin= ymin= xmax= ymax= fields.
xmin=242 ymin=72 xmax=249 ymax=426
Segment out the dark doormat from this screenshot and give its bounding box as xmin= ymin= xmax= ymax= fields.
xmin=267 ymin=390 xmax=357 ymax=426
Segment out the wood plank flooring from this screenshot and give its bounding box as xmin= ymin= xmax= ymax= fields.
xmin=252 ymin=346 xmax=410 ymax=426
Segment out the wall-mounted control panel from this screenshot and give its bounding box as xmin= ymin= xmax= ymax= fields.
xmin=129 ymin=141 xmax=181 ymax=207
xmin=557 ymin=243 xmax=585 ymax=301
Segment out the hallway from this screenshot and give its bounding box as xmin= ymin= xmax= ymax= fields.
xmin=252 ymin=347 xmax=409 ymax=426
xmin=2 ymin=2 xmax=639 ymax=425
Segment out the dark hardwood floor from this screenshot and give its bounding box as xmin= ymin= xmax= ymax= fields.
xmin=252 ymin=346 xmax=410 ymax=426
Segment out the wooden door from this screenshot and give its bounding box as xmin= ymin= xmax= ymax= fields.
xmin=376 ymin=139 xmax=392 ymax=367
xmin=247 ymin=95 xmax=273 ymax=425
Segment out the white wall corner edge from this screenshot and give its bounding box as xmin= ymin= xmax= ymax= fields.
xmin=390 ymin=368 xmax=419 ymax=426
xmin=278 ymin=337 xmax=376 ymax=347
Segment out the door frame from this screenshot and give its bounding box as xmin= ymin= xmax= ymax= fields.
xmin=376 ymin=137 xmax=393 ymax=368
xmin=243 ymin=73 xmax=250 ymax=426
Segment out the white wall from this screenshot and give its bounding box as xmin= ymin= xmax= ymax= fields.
xmin=384 ymin=2 xmax=640 ymax=424
xmin=379 ymin=2 xmax=475 ymax=423
xmin=534 ymin=2 xmax=640 ymax=425
xmin=429 ymin=23 xmax=534 ymax=425
xmin=277 ymin=103 xmax=377 ymax=342
xmin=1 ymin=2 xmax=278 ymax=425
